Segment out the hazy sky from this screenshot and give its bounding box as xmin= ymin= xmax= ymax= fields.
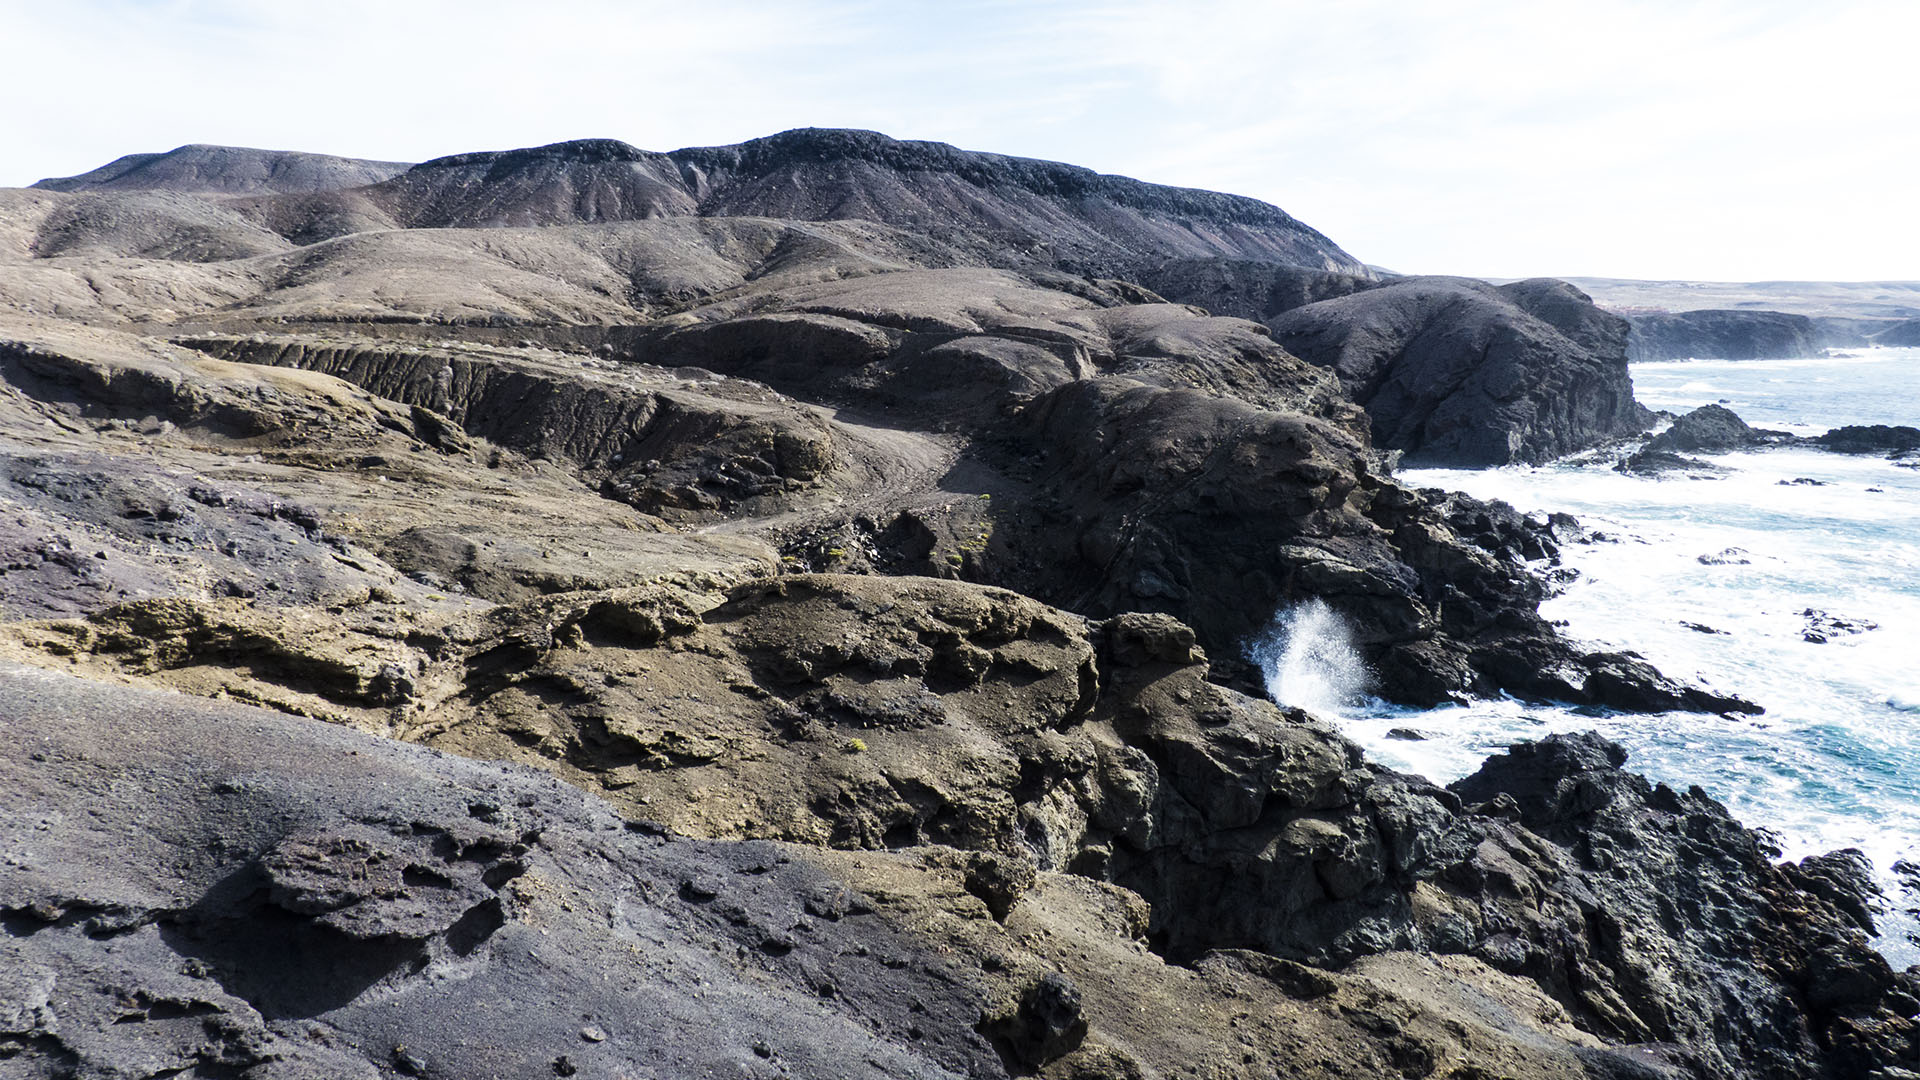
xmin=4 ymin=0 xmax=1915 ymax=281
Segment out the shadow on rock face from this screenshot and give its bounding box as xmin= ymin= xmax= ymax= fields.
xmin=162 ymin=865 xmax=430 ymax=1020
xmin=159 ymin=821 xmax=525 ymax=1020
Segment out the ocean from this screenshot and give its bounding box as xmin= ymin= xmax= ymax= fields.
xmin=1262 ymin=346 xmax=1920 ymax=964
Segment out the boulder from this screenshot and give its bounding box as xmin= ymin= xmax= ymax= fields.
xmin=1645 ymin=403 xmax=1763 ymax=453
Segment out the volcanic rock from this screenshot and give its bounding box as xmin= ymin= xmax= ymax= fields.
xmin=1138 ymin=257 xmax=1374 ymax=321
xmin=1815 ymin=424 xmax=1920 ymax=455
xmin=1626 ymin=309 xmax=1821 ymax=361
xmin=2 ymin=128 xmax=1888 ymax=1078
xmin=1873 ymin=318 xmax=1920 ymax=347
xmin=1645 ymin=403 xmax=1764 ymax=453
xmin=1267 ymin=277 xmax=1652 ymax=464
xmin=322 ymin=128 xmax=1368 ymax=279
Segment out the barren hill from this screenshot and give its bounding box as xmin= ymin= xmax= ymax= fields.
xmin=358 ymin=128 xmax=1368 ymax=277
xmin=3 ymin=130 xmax=1911 ymax=1079
xmin=32 ymin=142 xmax=411 ymax=195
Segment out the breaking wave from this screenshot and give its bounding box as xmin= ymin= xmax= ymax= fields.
xmin=1251 ymin=598 xmax=1373 ymax=717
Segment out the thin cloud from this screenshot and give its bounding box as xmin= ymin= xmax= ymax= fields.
xmin=0 ymin=0 xmax=1912 ymax=279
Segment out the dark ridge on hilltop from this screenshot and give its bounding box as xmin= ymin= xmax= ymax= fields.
xmin=673 ymin=128 xmax=1330 ymax=231
xmin=31 ymin=143 xmax=412 ymax=195
xmin=356 ymin=128 xmax=1367 ymax=276
xmin=414 ymin=138 xmax=663 ymax=170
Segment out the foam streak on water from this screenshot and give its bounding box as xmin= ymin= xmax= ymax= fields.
xmin=1302 ymin=349 xmax=1920 ymax=964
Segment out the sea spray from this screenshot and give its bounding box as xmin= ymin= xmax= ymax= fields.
xmin=1358 ymin=351 xmax=1920 ymax=966
xmin=1252 ymin=598 xmax=1372 ymax=717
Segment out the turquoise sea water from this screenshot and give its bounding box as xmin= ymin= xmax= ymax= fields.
xmin=1264 ymin=347 xmax=1920 ymax=964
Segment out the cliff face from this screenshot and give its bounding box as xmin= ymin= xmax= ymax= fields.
xmin=1874 ymin=318 xmax=1920 ymax=347
xmin=0 ymin=131 xmax=1907 ymax=1078
xmin=1626 ymin=309 xmax=1821 ymax=360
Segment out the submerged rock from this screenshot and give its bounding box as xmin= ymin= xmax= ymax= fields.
xmin=1615 ymin=447 xmax=1732 ymax=477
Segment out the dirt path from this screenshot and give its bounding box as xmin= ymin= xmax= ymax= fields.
xmin=695 ymin=405 xmax=973 ymax=542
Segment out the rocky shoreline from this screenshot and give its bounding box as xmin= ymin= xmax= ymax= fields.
xmin=2 ymin=132 xmax=1914 ymax=1078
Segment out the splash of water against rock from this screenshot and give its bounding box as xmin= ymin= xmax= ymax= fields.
xmin=1252 ymin=599 xmax=1372 ymax=717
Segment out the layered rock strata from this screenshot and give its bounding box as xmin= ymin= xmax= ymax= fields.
xmin=0 ymin=131 xmax=1891 ymax=1078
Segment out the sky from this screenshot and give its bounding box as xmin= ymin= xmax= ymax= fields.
xmin=2 ymin=0 xmax=1915 ymax=281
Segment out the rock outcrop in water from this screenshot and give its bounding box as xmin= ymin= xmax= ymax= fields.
xmin=1615 ymin=404 xmax=1920 ymax=471
xmin=1816 ymin=424 xmax=1920 ymax=456
xmin=1644 ymin=403 xmax=1778 ymax=453
xmin=1 ymin=131 xmax=1903 ymax=1078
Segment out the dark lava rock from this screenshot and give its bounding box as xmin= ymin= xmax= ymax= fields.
xmin=1802 ymin=608 xmax=1878 ymax=643
xmin=2 ymin=589 xmax=1909 ymax=1077
xmin=1698 ymin=548 xmax=1752 ymax=566
xmin=1645 ymin=403 xmax=1762 ymax=453
xmin=1783 ymin=850 xmax=1883 ymax=934
xmin=1626 ymin=310 xmax=1820 ymax=361
xmin=361 ymin=128 xmax=1367 ymax=277
xmin=0 ymin=661 xmax=1010 ymax=1079
xmin=1873 ymin=318 xmax=1920 ymax=347
xmin=1267 ymin=277 xmax=1652 ymax=464
xmin=984 ymin=972 xmax=1089 ymax=1066
xmin=1449 ymin=733 xmax=1918 ymax=1079
xmin=1815 ymin=424 xmax=1920 ymax=455
xmin=1137 ymin=257 xmax=1374 ymax=321
xmin=1615 ymin=448 xmax=1731 ymax=477
xmin=992 ymin=377 xmax=1740 ymax=711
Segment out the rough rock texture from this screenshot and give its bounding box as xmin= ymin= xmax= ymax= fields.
xmin=1451 ymin=734 xmax=1920 ymax=1079
xmin=179 ymin=334 xmax=844 ymax=520
xmin=1137 ymin=257 xmax=1374 ymax=321
xmin=978 ymin=376 xmax=1743 ymax=711
xmin=217 ymin=129 xmax=1369 ymax=278
xmin=1268 ymin=277 xmax=1653 ymax=464
xmin=2 ymin=130 xmax=1894 ymax=1079
xmin=1815 ymin=424 xmax=1920 ymax=455
xmin=1645 ymin=403 xmax=1766 ymax=453
xmin=5 ymin=601 xmax=1911 ymax=1079
xmin=1626 ymin=309 xmax=1822 ymax=361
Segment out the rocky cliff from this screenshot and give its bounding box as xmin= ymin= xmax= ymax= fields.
xmin=1268 ymin=277 xmax=1653 ymax=465
xmin=1626 ymin=309 xmax=1821 ymax=361
xmin=0 ymin=131 xmax=1903 ymax=1078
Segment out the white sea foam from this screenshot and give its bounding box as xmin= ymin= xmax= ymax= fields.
xmin=1250 ymin=599 xmax=1372 ymax=718
xmin=1304 ymin=352 xmax=1920 ymax=965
